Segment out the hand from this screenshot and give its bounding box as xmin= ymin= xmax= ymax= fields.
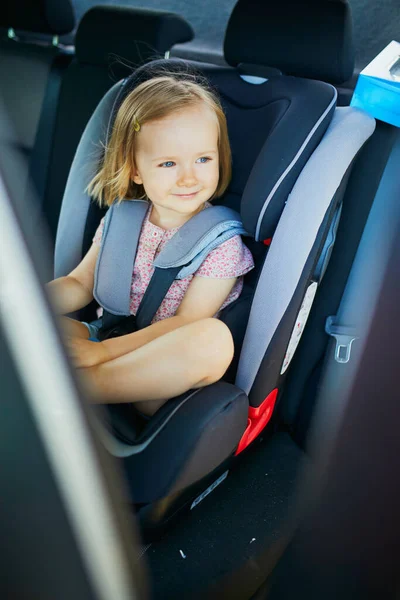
xmin=65 ymin=336 xmax=107 ymax=369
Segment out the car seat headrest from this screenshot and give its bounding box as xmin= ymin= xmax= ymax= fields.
xmin=1 ymin=0 xmax=75 ymax=35
xmin=75 ymin=6 xmax=194 ymax=68
xmin=224 ymin=0 xmax=355 ymax=85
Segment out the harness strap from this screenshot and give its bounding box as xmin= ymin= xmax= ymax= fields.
xmin=94 ymin=201 xmax=248 ymax=320
xmin=99 ymin=312 xmax=137 ymax=341
xmin=135 ymin=266 xmax=181 ymax=329
xmin=93 ymin=199 xmax=149 ymax=315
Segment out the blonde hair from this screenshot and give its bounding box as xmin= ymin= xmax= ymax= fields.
xmin=87 ymin=73 xmax=232 ymax=207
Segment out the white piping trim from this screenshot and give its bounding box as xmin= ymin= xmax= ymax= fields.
xmin=0 ymin=178 xmax=138 ymax=600
xmin=255 ymin=86 xmax=338 ymax=240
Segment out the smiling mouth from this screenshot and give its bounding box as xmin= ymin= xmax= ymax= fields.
xmin=174 ymin=191 xmax=199 ymax=198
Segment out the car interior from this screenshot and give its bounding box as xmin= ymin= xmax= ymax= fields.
xmin=1 ymin=0 xmax=399 ymax=598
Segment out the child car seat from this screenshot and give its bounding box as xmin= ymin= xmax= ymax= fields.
xmin=54 ymin=0 xmax=375 ymax=539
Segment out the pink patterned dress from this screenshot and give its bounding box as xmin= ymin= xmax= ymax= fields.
xmin=93 ymin=203 xmax=254 ymax=323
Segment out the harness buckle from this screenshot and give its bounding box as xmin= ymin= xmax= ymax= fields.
xmin=325 ymin=316 xmax=359 ymax=364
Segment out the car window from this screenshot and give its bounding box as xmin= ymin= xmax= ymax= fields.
xmin=70 ymin=0 xmax=400 ymax=70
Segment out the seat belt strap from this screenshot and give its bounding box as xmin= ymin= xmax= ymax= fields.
xmin=93 ymin=199 xmax=149 ymax=315
xmin=135 ymin=266 xmax=181 ymax=329
xmin=29 ymin=53 xmax=71 ymax=208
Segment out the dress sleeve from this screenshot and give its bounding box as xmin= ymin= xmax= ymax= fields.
xmin=195 ymin=235 xmax=254 ymax=279
xmin=92 ymin=217 xmax=105 ymax=246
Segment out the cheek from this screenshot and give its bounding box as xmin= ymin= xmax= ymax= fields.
xmin=211 ymin=162 xmax=220 ymax=186
xmin=147 ymin=168 xmax=176 ymax=191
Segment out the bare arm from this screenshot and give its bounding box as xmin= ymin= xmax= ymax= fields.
xmin=47 ymin=243 xmax=99 ymax=315
xmin=97 ymin=275 xmax=237 ymax=364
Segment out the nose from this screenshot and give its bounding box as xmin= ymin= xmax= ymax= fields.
xmin=177 ymin=164 xmax=198 ymax=188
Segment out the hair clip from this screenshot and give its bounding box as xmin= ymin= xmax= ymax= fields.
xmin=133 ymin=117 xmax=141 ymax=132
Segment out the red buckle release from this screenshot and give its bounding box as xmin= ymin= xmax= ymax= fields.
xmin=263 ymin=238 xmax=272 ymax=246
xmin=235 ymin=388 xmax=278 ymax=455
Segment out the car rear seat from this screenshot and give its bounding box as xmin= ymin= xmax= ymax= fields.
xmin=0 ymin=0 xmax=75 ymax=197
xmin=32 ymin=5 xmax=194 ymax=244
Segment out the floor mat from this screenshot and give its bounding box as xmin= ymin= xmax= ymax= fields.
xmin=143 ymin=432 xmax=306 ymax=599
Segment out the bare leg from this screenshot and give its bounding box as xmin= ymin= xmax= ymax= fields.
xmin=59 ymin=316 xmax=90 ymax=339
xmin=79 ymin=318 xmax=234 ymax=415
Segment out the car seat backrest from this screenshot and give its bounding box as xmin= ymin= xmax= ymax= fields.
xmin=237 ymin=108 xmax=375 ymax=402
xmin=36 ymin=6 xmax=193 ymax=242
xmin=0 ymin=0 xmax=74 ymax=168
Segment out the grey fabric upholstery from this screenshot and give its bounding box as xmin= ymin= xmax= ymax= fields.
xmin=95 ymin=381 xmax=249 ymax=503
xmin=253 ymin=89 xmax=337 ymax=241
xmin=236 ymin=107 xmax=376 ymax=396
xmin=54 ymin=81 xmax=123 ymax=278
xmin=94 ymin=200 xmax=149 ymax=316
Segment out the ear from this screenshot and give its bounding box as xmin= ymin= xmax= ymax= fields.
xmin=131 ymin=165 xmax=143 ymax=185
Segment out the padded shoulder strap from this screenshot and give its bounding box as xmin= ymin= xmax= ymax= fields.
xmin=134 ymin=205 xmax=248 ymax=327
xmin=154 ymin=205 xmax=248 ymax=279
xmin=93 ymin=199 xmax=149 ymax=316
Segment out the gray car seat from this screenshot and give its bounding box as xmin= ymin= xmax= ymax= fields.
xmin=0 ymin=0 xmax=75 ymax=198
xmin=30 ymin=5 xmax=194 ymax=242
xmin=54 ymin=0 xmax=375 ymax=540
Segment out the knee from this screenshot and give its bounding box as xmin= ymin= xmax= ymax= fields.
xmin=192 ymin=318 xmax=234 ymax=383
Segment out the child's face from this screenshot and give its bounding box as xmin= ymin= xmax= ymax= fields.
xmin=131 ymin=103 xmax=220 ymax=218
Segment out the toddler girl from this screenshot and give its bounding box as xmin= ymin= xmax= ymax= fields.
xmin=47 ymin=72 xmax=254 ymax=415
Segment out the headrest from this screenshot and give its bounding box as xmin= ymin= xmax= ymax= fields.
xmin=105 ymin=59 xmax=208 ymax=140
xmin=224 ymin=0 xmax=355 ymax=84
xmin=1 ymin=0 xmax=75 ymax=35
xmin=75 ymin=6 xmax=194 ymax=67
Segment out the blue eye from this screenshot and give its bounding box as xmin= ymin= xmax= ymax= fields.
xmin=160 ymin=161 xmax=175 ymax=168
xmin=197 ymin=156 xmax=211 ymax=163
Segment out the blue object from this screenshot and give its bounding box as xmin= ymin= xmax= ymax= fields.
xmin=351 ymin=42 xmax=400 ymax=128
xmin=351 ymin=75 xmax=400 ymax=127
xmin=82 ymin=320 xmax=102 ymax=341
